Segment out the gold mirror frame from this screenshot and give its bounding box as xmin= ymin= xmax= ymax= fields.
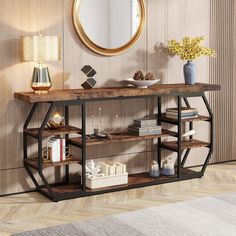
xmin=72 ymin=0 xmax=146 ymax=56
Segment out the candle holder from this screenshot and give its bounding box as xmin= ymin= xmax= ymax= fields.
xmin=47 ymin=113 xmax=64 ymax=129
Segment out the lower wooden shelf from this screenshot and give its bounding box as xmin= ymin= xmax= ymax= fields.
xmin=39 ymin=168 xmax=202 ymax=201
xmin=161 ymin=139 xmax=210 ymax=152
xmin=24 ymin=156 xmax=81 ymax=170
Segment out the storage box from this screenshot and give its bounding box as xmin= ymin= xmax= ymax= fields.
xmin=134 ymin=118 xmax=157 ymax=127
xmin=128 ymin=125 xmax=162 ymax=136
xmin=86 ymin=173 xmax=128 ymax=189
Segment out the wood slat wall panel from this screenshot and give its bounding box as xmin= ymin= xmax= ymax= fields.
xmin=0 ymin=0 xmax=40 ymax=171
xmin=233 ymin=0 xmax=236 ymax=160
xmin=0 ymin=0 xmax=230 ymax=195
xmin=209 ymin=0 xmax=235 ymax=163
xmin=0 ymin=168 xmax=34 ymax=195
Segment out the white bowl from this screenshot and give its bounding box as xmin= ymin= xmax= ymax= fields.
xmin=125 ymin=78 xmax=160 ymax=88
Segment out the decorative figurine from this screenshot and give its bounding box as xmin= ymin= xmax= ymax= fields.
xmin=182 ymin=129 xmax=196 ymax=141
xmin=162 ymin=156 xmax=177 ymax=176
xmin=149 ymin=160 xmax=160 ymax=177
xmin=81 ymin=78 xmax=96 ymax=89
xmin=86 ymin=160 xmax=101 ymax=178
xmin=81 ymin=65 xmax=97 ymax=89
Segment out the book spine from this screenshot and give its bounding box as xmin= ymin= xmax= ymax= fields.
xmin=60 ymin=139 xmax=63 ymax=162
xmin=166 ymin=111 xmax=198 ymax=116
xmin=166 ymin=108 xmax=198 ymax=113
xmin=166 ymin=114 xmax=198 ymax=119
xmin=62 ymin=139 xmax=66 ymax=161
xmin=129 ymin=129 xmax=162 ymax=136
xmin=129 ymin=125 xmax=162 ymax=131
xmin=48 ymin=139 xmax=58 ymax=162
xmin=133 ymin=123 xmax=157 ymax=128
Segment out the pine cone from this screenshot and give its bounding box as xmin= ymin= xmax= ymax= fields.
xmin=133 ymin=70 xmax=145 ymax=80
xmin=145 ymin=72 xmax=155 ymax=80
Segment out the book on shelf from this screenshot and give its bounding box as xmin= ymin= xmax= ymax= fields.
xmin=133 ymin=118 xmax=157 ymax=128
xmin=47 ymin=137 xmax=66 ymax=162
xmin=166 ymin=114 xmax=199 ymax=119
xmin=165 ymin=107 xmax=199 ymax=119
xmin=128 ymin=125 xmax=162 ymax=136
xmin=166 ymin=111 xmax=198 ymax=116
xmin=166 ymin=107 xmax=199 ymax=114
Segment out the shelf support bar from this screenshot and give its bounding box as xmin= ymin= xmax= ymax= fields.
xmin=37 ymin=103 xmax=55 ymax=198
xmin=65 ymin=105 xmax=70 ymax=183
xmin=177 ymin=96 xmax=182 ymax=178
xmin=201 ymin=94 xmax=214 ymax=175
xmin=157 ymin=96 xmax=162 ymax=168
xmin=81 ymin=102 xmax=87 ymax=191
xmin=23 ymin=103 xmax=39 ymax=161
xmin=181 ymin=149 xmax=191 ymax=167
xmin=183 ymin=97 xmax=193 ymax=139
xmin=24 ymin=164 xmax=41 ymax=190
xmin=23 ymin=103 xmax=39 ymax=129
xmin=38 ymin=103 xmax=55 ymax=173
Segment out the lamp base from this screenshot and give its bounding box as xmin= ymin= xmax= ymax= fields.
xmin=32 ymin=89 xmax=51 ymax=95
xmin=31 ymin=65 xmax=52 ymax=94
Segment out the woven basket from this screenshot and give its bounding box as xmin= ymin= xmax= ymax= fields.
xmin=86 ymin=173 xmax=128 ymax=189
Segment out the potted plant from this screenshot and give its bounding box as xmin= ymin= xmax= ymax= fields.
xmin=166 ymin=36 xmax=216 ymax=85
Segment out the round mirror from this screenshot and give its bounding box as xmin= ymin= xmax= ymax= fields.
xmin=73 ymin=0 xmax=145 ymax=56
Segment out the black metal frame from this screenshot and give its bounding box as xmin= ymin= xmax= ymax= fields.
xmin=23 ymin=92 xmax=214 ymax=201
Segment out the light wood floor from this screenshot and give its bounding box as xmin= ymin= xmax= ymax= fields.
xmin=0 ymin=162 xmax=236 ymax=235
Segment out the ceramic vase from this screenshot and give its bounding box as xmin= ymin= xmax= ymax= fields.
xmin=183 ymin=61 xmax=196 ymax=85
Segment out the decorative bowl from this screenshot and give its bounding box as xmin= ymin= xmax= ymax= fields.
xmin=125 ymin=78 xmax=160 ymax=88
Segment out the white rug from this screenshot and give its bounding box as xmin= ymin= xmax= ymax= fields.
xmin=14 ymin=192 xmax=236 ymax=236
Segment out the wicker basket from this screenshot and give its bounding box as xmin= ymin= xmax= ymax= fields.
xmin=86 ymin=173 xmax=128 ymax=189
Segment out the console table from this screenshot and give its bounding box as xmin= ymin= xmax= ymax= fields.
xmin=14 ymin=83 xmax=220 ymax=201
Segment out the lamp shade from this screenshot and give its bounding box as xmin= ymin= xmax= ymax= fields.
xmin=21 ymin=36 xmax=60 ymax=62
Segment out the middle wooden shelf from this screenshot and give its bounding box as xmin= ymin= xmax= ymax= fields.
xmin=161 ymin=139 xmax=210 ymax=152
xmin=24 ymin=125 xmax=82 ymax=138
xmin=67 ymin=129 xmax=177 ymax=147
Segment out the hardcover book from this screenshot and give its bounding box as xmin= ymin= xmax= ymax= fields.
xmin=133 ymin=118 xmax=157 ymax=128
xmin=166 ymin=107 xmax=199 ymax=114
xmin=128 ymin=125 xmax=162 ymax=136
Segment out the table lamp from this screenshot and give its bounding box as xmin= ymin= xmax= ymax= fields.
xmin=21 ymin=35 xmax=61 ymax=94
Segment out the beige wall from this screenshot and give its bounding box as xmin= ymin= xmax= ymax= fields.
xmin=0 ymin=0 xmax=233 ymax=195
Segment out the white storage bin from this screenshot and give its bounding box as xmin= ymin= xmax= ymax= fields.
xmin=86 ymin=173 xmax=128 ymax=189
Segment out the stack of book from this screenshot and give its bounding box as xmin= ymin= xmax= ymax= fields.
xmin=100 ymin=161 xmax=127 ymax=176
xmin=128 ymin=118 xmax=162 ymax=136
xmin=166 ymin=107 xmax=199 ymax=119
xmin=47 ymin=137 xmax=66 ymax=162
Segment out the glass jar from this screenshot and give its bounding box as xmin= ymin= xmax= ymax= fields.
xmin=149 ymin=160 xmax=160 ymax=177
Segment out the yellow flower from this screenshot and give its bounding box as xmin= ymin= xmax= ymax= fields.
xmin=166 ymin=36 xmax=216 ymax=61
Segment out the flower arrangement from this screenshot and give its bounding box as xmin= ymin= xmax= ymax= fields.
xmin=166 ymin=36 xmax=216 ymax=61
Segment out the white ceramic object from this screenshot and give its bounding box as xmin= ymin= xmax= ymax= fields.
xmin=182 ymin=130 xmax=196 ymax=138
xmin=125 ymin=78 xmax=160 ymax=88
xmin=161 ymin=156 xmax=177 ymax=176
xmin=86 ymin=173 xmax=128 ymax=189
xmin=86 ymin=160 xmax=101 ymax=178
